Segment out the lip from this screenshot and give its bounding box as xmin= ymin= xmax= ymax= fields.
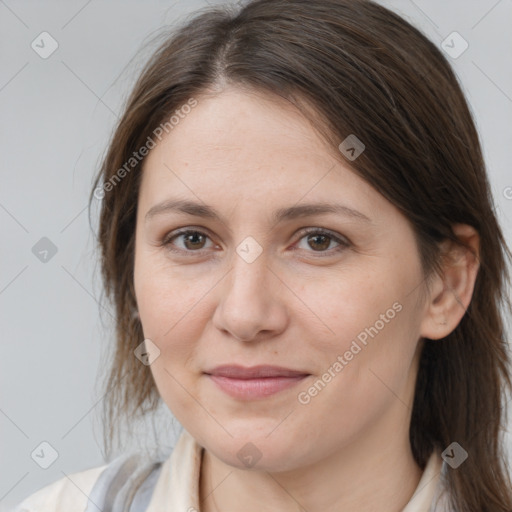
xmin=206 ymin=364 xmax=309 ymax=379
xmin=204 ymin=365 xmax=310 ymax=400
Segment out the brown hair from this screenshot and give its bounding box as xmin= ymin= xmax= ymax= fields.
xmin=89 ymin=0 xmax=512 ymax=510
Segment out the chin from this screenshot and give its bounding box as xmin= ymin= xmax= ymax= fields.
xmin=203 ymin=430 xmax=310 ymax=473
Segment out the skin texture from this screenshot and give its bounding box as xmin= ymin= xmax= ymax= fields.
xmin=133 ymin=86 xmax=480 ymax=512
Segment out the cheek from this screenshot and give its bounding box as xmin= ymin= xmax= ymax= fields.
xmin=295 ymin=264 xmax=404 ymax=351
xmin=134 ymin=262 xmax=210 ymax=421
xmin=134 ymin=259 xmax=219 ymax=408
xmin=294 ymin=260 xmax=422 ymax=396
xmin=135 ymin=252 xmax=211 ymax=337
xmin=293 ymin=289 xmax=419 ymax=444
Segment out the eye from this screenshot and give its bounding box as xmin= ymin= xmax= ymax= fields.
xmin=293 ymin=228 xmax=350 ymax=256
xmin=161 ymin=228 xmax=216 ymax=254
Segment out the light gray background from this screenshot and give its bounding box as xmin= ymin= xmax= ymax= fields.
xmin=1 ymin=0 xmax=512 ymax=510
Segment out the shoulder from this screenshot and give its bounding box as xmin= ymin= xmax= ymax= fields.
xmin=10 ymin=451 xmax=165 ymax=512
xmin=11 ymin=463 xmax=108 ymax=512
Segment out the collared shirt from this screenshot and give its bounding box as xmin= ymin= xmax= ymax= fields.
xmin=12 ymin=428 xmax=451 ymax=512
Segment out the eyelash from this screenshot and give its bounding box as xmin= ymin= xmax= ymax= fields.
xmin=160 ymin=227 xmax=350 ymax=258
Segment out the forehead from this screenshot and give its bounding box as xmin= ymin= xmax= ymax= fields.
xmin=137 ymin=88 xmax=386 ymax=222
xmin=145 ymin=88 xmax=332 ymax=172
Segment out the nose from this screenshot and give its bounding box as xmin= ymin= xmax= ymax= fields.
xmin=212 ymin=247 xmax=288 ymax=342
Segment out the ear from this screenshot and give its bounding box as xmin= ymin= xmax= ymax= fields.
xmin=419 ymin=224 xmax=480 ymax=340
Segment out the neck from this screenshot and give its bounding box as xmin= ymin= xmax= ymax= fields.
xmin=199 ymin=410 xmax=423 ymax=512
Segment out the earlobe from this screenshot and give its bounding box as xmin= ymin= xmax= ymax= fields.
xmin=419 ymin=224 xmax=480 ymax=340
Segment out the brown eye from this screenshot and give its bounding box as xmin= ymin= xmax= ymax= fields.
xmin=295 ymin=228 xmax=350 ymax=256
xmin=162 ymin=229 xmax=214 ymax=253
xmin=306 ymin=233 xmax=332 ymax=251
xmin=181 ymin=231 xmax=207 ymax=250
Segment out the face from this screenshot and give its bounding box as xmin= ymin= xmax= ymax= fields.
xmin=134 ymin=87 xmax=429 ymax=472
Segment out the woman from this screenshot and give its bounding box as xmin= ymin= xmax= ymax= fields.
xmin=13 ymin=0 xmax=512 ymax=511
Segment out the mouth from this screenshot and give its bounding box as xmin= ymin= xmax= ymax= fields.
xmin=204 ymin=365 xmax=310 ymax=400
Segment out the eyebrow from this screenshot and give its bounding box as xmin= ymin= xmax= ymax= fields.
xmin=145 ymin=199 xmax=373 ymax=225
